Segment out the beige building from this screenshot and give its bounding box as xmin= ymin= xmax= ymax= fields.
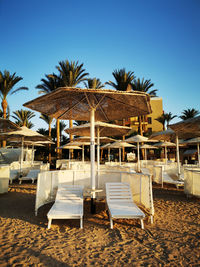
xmin=117 ymin=97 xmax=163 ymax=135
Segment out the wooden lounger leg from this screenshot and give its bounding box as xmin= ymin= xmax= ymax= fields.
xmin=110 ymin=217 xmax=113 ymax=229
xmin=140 ymin=219 xmax=144 ymax=229
xmin=48 ymin=218 xmax=52 ymax=229
xmin=80 ymin=217 xmax=83 ymax=229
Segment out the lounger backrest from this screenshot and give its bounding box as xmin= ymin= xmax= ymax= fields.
xmin=106 ymin=182 xmax=133 ymax=203
xmin=55 ymin=185 xmax=84 ymax=203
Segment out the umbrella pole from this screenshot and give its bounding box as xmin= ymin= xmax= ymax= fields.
xmin=119 ymin=148 xmax=121 ymax=165
xmin=137 ymin=142 xmax=140 ymax=172
xmin=176 ymin=135 xmax=181 ymax=176
xmin=20 ymin=137 xmax=24 ymax=175
xmin=90 ymin=108 xmax=96 ymax=214
xmin=97 ymin=126 xmax=100 ymax=187
xmin=31 ymin=145 xmax=34 ymax=166
xmin=197 ymin=143 xmax=200 ymax=166
xmin=165 ymin=146 xmax=167 ymax=164
xmin=82 ymin=145 xmax=84 ymax=163
xmin=108 ymin=148 xmax=110 ymax=162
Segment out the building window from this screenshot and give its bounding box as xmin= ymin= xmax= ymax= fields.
xmin=147 ymin=117 xmax=152 ymax=124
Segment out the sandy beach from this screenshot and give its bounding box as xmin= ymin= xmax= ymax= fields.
xmin=0 ymin=182 xmax=200 ymax=266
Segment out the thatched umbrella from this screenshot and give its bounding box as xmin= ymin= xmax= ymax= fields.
xmin=107 ymin=141 xmax=135 ymax=165
xmin=183 ymin=137 xmax=200 ymax=166
xmin=23 ymin=87 xmax=151 ymax=213
xmin=153 ymin=141 xmax=176 ymax=163
xmin=140 ymin=144 xmax=158 ymax=161
xmin=0 ymin=118 xmax=21 ymax=133
xmin=0 ymin=126 xmax=52 ymax=172
xmin=125 ymin=135 xmax=150 ymax=172
xmin=60 ymin=141 xmax=90 ymax=163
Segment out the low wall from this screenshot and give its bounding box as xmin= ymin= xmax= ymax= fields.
xmin=0 ymin=165 xmax=10 ymax=193
xmin=184 ymin=168 xmax=200 ymax=197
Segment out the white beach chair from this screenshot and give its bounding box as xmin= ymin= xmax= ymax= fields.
xmin=106 ymin=182 xmax=145 ymax=229
xmin=162 ymin=171 xmax=184 ymax=188
xmin=18 ymin=169 xmax=40 ymax=184
xmin=47 ymin=184 xmax=84 ymax=229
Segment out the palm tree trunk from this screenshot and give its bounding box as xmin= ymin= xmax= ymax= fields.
xmin=138 ymin=116 xmax=143 ymax=135
xmin=2 ymin=99 xmax=7 ymax=147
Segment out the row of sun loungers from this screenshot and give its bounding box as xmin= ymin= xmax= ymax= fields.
xmin=47 ymin=182 xmax=145 ymax=230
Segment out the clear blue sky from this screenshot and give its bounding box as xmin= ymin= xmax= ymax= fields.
xmin=0 ymin=0 xmax=199 ymax=131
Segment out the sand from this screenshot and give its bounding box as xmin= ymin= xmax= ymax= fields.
xmin=0 ymin=183 xmax=200 ymax=266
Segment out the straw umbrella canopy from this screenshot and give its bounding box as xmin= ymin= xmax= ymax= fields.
xmin=153 ymin=141 xmax=176 ymax=163
xmin=101 ymin=143 xmax=112 ymax=162
xmin=0 ymin=118 xmax=21 ymax=133
xmin=107 ymin=141 xmax=135 ymax=164
xmin=23 ymin=86 xmax=151 ymax=213
xmin=140 ymin=144 xmax=158 ymax=161
xmin=169 ymin=116 xmax=200 ymax=137
xmin=183 ymin=137 xmax=200 ymax=166
xmin=0 ymin=126 xmax=52 ymax=171
xmin=125 ymin=135 xmax=150 ymax=172
xmin=57 ymin=144 xmax=82 ymax=164
xmin=65 ymin=121 xmax=131 ymax=137
xmin=59 ymin=141 xmax=90 ymax=163
xmin=151 ymin=117 xmax=200 ymax=174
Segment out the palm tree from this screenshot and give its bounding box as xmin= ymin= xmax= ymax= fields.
xmin=84 ymin=78 xmax=104 ymax=89
xmin=165 ymin=112 xmax=177 ymax=127
xmin=0 ymin=70 xmax=28 ymax=146
xmin=179 ymin=108 xmax=199 ymax=120
xmin=155 ymin=114 xmax=166 ymax=131
xmin=131 ymin=78 xmax=157 ymax=96
xmin=155 ymin=112 xmax=176 ymax=131
xmin=106 ymin=68 xmax=135 ymax=91
xmin=40 ymin=114 xmax=54 ymax=163
xmin=56 ymin=60 xmax=89 ymax=87
xmin=132 ymin=78 xmax=158 ymax=135
xmin=12 ymin=109 xmax=35 ymax=128
xmin=55 ymin=60 xmax=89 ymax=158
xmin=36 ymin=74 xmax=62 ymax=158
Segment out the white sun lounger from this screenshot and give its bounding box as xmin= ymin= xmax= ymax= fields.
xmin=47 ymin=185 xmax=84 ymax=229
xmin=106 ymin=182 xmax=145 ymax=229
xmin=18 ymin=169 xmax=40 ymax=184
xmin=162 ymin=172 xmax=184 ymax=188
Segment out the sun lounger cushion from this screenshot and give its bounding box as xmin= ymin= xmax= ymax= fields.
xmin=106 ymin=182 xmax=145 ymax=229
xmin=47 ymin=184 xmax=84 ymax=229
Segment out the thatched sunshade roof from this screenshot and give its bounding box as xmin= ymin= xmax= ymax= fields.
xmin=0 ymin=126 xmax=52 ymax=142
xmin=73 ymin=136 xmax=116 ymax=143
xmin=23 ymin=87 xmax=152 ymax=121
xmin=65 ymin=121 xmax=131 ymax=137
xmin=0 ymin=118 xmax=21 ymax=133
xmin=169 ymin=116 xmax=200 ymax=137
